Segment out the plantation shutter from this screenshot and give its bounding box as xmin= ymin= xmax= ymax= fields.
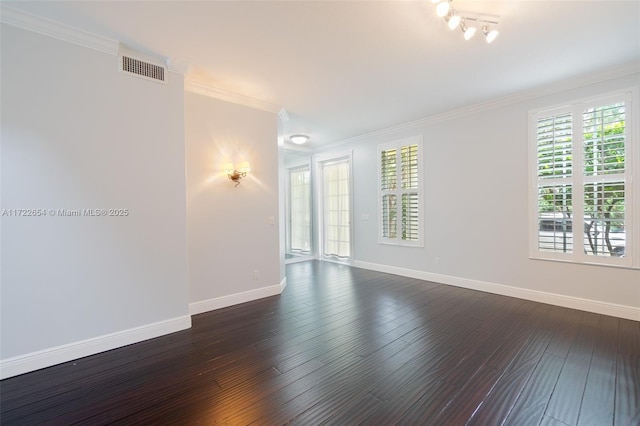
xmin=378 ymin=137 xmax=423 ymax=246
xmin=401 ymin=144 xmax=419 ymax=241
xmin=531 ymin=91 xmax=633 ymax=267
xmin=582 ymin=100 xmax=627 ymax=258
xmin=380 ymin=148 xmax=397 ymax=238
xmin=535 ymin=110 xmax=573 ymax=253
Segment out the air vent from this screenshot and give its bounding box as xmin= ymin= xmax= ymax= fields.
xmin=120 ymin=55 xmax=166 ymax=83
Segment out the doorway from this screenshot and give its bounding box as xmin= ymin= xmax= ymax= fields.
xmin=316 ymin=153 xmax=352 ymax=263
xmin=285 ymin=163 xmax=313 ymax=261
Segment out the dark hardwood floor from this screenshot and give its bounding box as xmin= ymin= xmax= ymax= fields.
xmin=1 ymin=261 xmax=639 ymax=425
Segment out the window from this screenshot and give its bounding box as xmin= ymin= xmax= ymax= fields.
xmin=378 ymin=136 xmax=423 ymax=247
xmin=321 ymin=157 xmax=351 ymax=259
xmin=530 ymin=89 xmax=638 ymax=268
xmin=288 ymin=165 xmax=311 ymax=255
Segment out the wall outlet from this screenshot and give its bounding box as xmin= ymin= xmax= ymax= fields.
xmin=253 ymin=269 xmax=260 ymax=280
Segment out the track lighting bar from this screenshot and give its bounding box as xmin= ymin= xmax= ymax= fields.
xmin=431 ymin=1 xmax=500 ymax=43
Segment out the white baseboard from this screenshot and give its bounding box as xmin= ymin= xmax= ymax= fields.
xmin=352 ymin=260 xmax=640 ymax=321
xmin=285 ymin=254 xmax=318 ymax=264
xmin=280 ymin=276 xmax=288 ymax=292
xmin=0 ymin=315 xmax=192 ymax=380
xmin=189 ymin=282 xmax=284 ymax=316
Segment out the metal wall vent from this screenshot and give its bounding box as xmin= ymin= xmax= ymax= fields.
xmin=120 ymin=55 xmax=166 ymax=83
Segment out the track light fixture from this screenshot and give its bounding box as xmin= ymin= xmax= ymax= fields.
xmin=446 ymin=12 xmax=460 ymax=30
xmin=482 ymin=24 xmax=499 ymax=43
xmin=460 ymin=19 xmax=476 ymax=40
xmin=431 ymin=1 xmax=500 ymax=43
xmin=435 ymin=0 xmax=450 ymax=18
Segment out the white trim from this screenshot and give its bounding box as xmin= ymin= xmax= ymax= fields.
xmin=184 ymin=79 xmax=281 ymax=113
xmin=285 ymin=157 xmax=312 ymax=170
xmin=321 ymin=257 xmax=352 ymax=266
xmin=0 ymin=6 xmax=189 ymax=73
xmin=0 ymin=5 xmax=119 ymax=56
xmin=377 ymin=135 xmax=424 ymax=248
xmin=189 ymin=283 xmax=283 ymax=316
xmin=280 ymin=276 xmax=288 ymax=292
xmin=352 ymin=260 xmax=640 ymax=321
xmin=528 ymin=88 xmax=638 ymax=269
xmin=314 ymin=151 xmax=354 ymax=262
xmin=285 ymin=160 xmax=313 ymax=259
xmin=166 ymin=58 xmax=190 ymax=75
xmin=285 ymin=254 xmax=319 ymax=264
xmin=631 ymin=87 xmax=640 ymax=268
xmin=283 ymin=143 xmax=315 ymax=154
xmin=0 ymin=315 xmax=192 ymax=380
xmin=321 ymin=62 xmax=640 ymax=150
xmin=278 ymin=108 xmax=290 ymax=123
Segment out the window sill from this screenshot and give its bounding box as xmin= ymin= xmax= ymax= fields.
xmin=529 ymin=256 xmax=639 ymax=270
xmin=378 ymin=240 xmax=424 ymax=248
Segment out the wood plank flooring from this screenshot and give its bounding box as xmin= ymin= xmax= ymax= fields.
xmin=1 ymin=261 xmax=639 ymax=425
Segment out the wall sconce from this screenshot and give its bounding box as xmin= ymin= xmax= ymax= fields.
xmin=222 ymin=161 xmax=251 ymax=187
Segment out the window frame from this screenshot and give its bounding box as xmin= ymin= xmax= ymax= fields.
xmin=528 ymin=88 xmax=639 ymax=269
xmin=286 ymin=162 xmax=312 ymax=257
xmin=377 ymin=135 xmax=424 ymax=247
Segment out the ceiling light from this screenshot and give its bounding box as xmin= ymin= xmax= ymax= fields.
xmin=431 ymin=2 xmax=501 ymax=44
xmin=464 ymin=26 xmax=476 ymax=40
xmin=436 ymin=1 xmax=450 ymax=18
xmin=461 ymin=20 xmax=476 ymax=40
xmin=483 ymin=24 xmax=499 ymax=43
xmin=290 ymin=134 xmax=309 ymax=145
xmin=447 ymin=12 xmax=461 ymax=30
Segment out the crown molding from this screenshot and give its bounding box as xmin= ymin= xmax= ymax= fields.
xmin=278 ymin=108 xmax=290 ymax=123
xmin=2 ymin=6 xmax=190 ymax=75
xmin=167 ymin=58 xmax=190 ymax=75
xmin=185 ymin=79 xmax=281 ymax=114
xmin=0 ymin=5 xmax=119 ymax=56
xmin=283 ymin=142 xmax=315 ymax=153
xmin=322 ymin=61 xmax=640 ymax=150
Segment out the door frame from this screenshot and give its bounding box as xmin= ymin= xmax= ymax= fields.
xmin=284 ymin=158 xmax=315 ymax=264
xmin=314 ymin=150 xmax=354 ymax=264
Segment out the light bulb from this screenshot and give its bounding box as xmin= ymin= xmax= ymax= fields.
xmin=222 ymin=162 xmax=234 ymax=174
xmin=238 ymin=161 xmax=251 ymax=173
xmin=463 ymin=26 xmax=476 ymax=40
xmin=436 ymin=1 xmax=450 ymax=18
xmin=485 ymin=29 xmax=499 ymax=43
xmin=447 ymin=14 xmax=461 ymax=30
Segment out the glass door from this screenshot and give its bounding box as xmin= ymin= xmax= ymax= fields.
xmin=318 ymin=155 xmax=351 ymax=262
xmin=286 ymin=164 xmax=312 ymax=260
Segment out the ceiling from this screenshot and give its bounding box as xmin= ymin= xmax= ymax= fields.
xmin=3 ymin=1 xmax=639 ymax=148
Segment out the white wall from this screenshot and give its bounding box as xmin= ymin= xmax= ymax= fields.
xmin=0 ymin=25 xmax=190 ymax=376
xmin=185 ymin=92 xmax=282 ymax=313
xmin=318 ymin=72 xmax=640 ymax=318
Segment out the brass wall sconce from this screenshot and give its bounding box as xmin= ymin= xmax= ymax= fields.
xmin=223 ymin=162 xmax=251 ymax=187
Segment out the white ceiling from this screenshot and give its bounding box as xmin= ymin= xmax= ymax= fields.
xmin=4 ymin=1 xmax=639 ymax=148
